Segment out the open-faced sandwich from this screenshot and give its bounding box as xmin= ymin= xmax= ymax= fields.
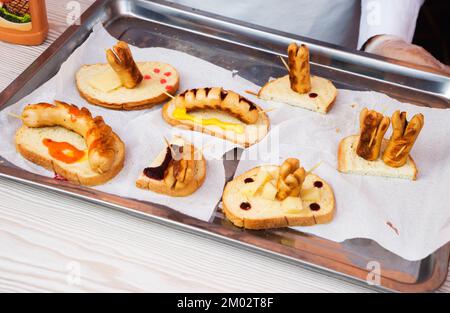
xmin=259 ymin=43 xmax=337 ymax=114
xmin=162 ymin=87 xmax=270 ymax=147
xmin=222 ymin=158 xmax=335 ymax=230
xmin=136 ymin=137 xmax=206 ymax=197
xmin=76 ymin=41 xmax=179 ymax=110
xmin=338 ymin=108 xmax=424 ymax=180
xmin=15 ymin=101 xmax=125 ymax=186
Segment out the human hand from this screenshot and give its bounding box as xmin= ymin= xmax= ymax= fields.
xmin=364 ymin=35 xmax=450 ymax=76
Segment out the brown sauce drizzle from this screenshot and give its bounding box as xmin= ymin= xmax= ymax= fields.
xmin=244 ymin=178 xmax=254 ymax=184
xmin=309 ymin=93 xmax=318 ymax=98
xmin=143 ymin=145 xmax=183 ymax=180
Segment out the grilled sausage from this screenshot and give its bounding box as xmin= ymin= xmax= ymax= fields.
xmin=106 ymin=41 xmax=143 ymax=89
xmin=288 ymin=43 xmax=311 ymax=94
xmin=276 ymin=158 xmax=306 ymax=201
xmin=356 ymin=108 xmax=390 ymax=161
xmin=174 ymin=87 xmax=260 ymax=124
xmin=382 ymin=111 xmax=424 ymax=167
xmin=21 ymin=101 xmax=116 ymax=173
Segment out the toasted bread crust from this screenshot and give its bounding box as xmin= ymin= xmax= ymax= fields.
xmin=77 ymin=74 xmax=180 ymax=110
xmin=15 ymin=127 xmax=125 ymax=186
xmin=222 ymin=167 xmax=335 ymax=230
xmin=161 ymin=102 xmax=270 ymax=148
xmin=258 ymin=75 xmax=337 ymax=114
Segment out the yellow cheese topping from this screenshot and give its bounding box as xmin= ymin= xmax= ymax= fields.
xmin=88 ymin=67 xmax=122 ymax=92
xmin=173 ymin=107 xmax=245 ymax=134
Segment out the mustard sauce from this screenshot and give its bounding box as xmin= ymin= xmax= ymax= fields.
xmin=173 ymin=107 xmax=245 ymax=134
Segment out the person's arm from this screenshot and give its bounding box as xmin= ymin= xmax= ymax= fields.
xmin=358 ymin=0 xmax=450 ymax=75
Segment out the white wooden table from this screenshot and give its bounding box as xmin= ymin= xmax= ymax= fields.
xmin=0 ymin=0 xmax=448 ymax=293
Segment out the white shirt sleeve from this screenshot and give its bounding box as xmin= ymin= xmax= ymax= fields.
xmin=358 ymin=0 xmax=425 ymax=49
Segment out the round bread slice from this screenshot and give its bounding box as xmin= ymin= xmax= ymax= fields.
xmin=15 ymin=125 xmax=125 ymax=186
xmin=76 ymin=62 xmax=179 ymax=110
xmin=222 ymin=166 xmax=335 ymax=230
xmin=338 ymin=135 xmax=418 ymax=180
xmin=258 ymin=75 xmax=337 ymax=114
xmin=162 ymin=101 xmax=270 ymax=147
xmin=135 ymin=138 xmax=206 ymax=197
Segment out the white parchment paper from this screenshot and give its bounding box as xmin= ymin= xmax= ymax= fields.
xmin=1 ymin=23 xmax=450 ymax=260
xmin=0 ymin=24 xmax=275 ymax=221
xmin=237 ymin=89 xmax=450 ymax=261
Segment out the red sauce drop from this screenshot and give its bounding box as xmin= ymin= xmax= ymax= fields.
xmin=309 ymin=203 xmax=321 ymax=211
xmin=160 ymin=79 xmax=167 ymax=84
xmin=144 ymin=75 xmax=151 ymax=80
xmin=165 ymin=85 xmax=173 ymax=91
xmin=314 ymin=181 xmax=323 ymax=188
xmin=43 ymin=139 xmax=85 ymax=164
xmin=244 ymin=178 xmax=254 ymax=184
xmin=54 ymin=173 xmax=68 ymax=181
xmin=309 ymin=93 xmax=318 ymax=98
xmin=240 ymin=202 xmax=251 ymax=210
xmin=164 ymin=72 xmax=172 ymax=77
xmin=153 ymin=68 xmax=160 ymax=73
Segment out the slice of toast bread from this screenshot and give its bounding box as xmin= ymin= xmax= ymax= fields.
xmin=338 ymin=135 xmax=418 ymax=180
xmin=76 ymin=62 xmax=179 ymax=110
xmin=258 ymin=75 xmax=337 ymax=114
xmin=162 ymin=102 xmax=270 ymax=147
xmin=15 ymin=125 xmax=125 ymax=186
xmin=136 ymin=138 xmax=206 ymax=197
xmin=222 ymin=166 xmax=335 ymax=230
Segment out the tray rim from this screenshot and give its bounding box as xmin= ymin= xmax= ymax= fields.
xmin=0 ymin=0 xmax=448 ymax=292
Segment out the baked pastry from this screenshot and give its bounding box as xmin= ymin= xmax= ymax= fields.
xmin=258 ymin=43 xmax=337 ymax=114
xmin=338 ymin=108 xmax=424 ymax=180
xmin=76 ymin=41 xmax=179 ymax=110
xmin=136 ymin=137 xmax=206 ymax=197
xmin=222 ymin=159 xmax=335 ymax=230
xmin=15 ymin=101 xmax=125 ymax=186
xmin=162 ymin=87 xmax=270 ymax=147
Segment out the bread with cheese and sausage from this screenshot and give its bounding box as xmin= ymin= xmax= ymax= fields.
xmin=76 ymin=41 xmax=179 ymax=110
xmin=222 ymin=160 xmax=335 ymax=230
xmin=162 ymin=87 xmax=270 ymax=147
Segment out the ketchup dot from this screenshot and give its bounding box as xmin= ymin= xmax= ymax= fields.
xmin=244 ymin=178 xmax=254 ymax=184
xmin=309 ymin=93 xmax=318 ymax=98
xmin=164 ymin=72 xmax=172 ymax=77
xmin=165 ymin=85 xmax=173 ymax=91
xmin=144 ymin=75 xmax=151 ymax=80
xmin=160 ymin=79 xmax=167 ymax=84
xmin=153 ymin=68 xmax=160 ymax=73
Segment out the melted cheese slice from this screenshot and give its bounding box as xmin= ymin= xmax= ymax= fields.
xmin=173 ymin=107 xmax=245 ymax=134
xmin=87 ymin=67 xmax=122 ymax=92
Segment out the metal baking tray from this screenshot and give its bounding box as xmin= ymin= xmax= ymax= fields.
xmin=1 ymin=0 xmax=449 ymax=292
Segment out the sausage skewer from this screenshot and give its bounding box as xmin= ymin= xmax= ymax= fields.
xmin=356 ymin=108 xmax=390 ymax=161
xmin=288 ymin=43 xmax=312 ymax=94
xmin=382 ymin=111 xmax=424 ymax=167
xmin=106 ymin=41 xmax=143 ymax=89
xmin=173 ymin=87 xmax=261 ymax=124
xmin=21 ymin=101 xmax=117 ymax=174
